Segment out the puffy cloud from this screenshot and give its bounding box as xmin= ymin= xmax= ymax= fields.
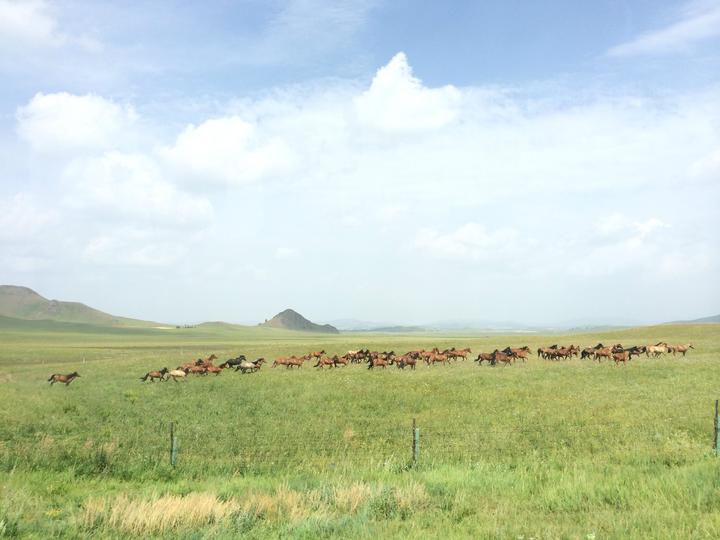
xmin=161 ymin=116 xmax=294 ymax=186
xmin=63 ymin=152 xmax=212 ymax=225
xmin=354 ymin=52 xmax=461 ymax=131
xmin=16 ymin=92 xmax=137 ymax=153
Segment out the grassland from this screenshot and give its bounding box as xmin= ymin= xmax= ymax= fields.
xmin=0 ymin=319 xmax=718 ymax=538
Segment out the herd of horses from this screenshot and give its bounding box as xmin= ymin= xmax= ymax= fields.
xmin=137 ymin=354 xmax=267 ymax=382
xmin=47 ymin=341 xmax=696 ymax=386
xmin=537 ymin=342 xmax=695 ymax=365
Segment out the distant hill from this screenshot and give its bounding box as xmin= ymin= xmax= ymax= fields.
xmin=0 ymin=285 xmax=158 ymax=327
xmin=668 ymin=314 xmax=720 ymax=324
xmin=259 ymin=309 xmax=339 ymax=333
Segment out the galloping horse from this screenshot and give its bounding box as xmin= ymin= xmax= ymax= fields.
xmin=594 ymin=347 xmax=612 ymax=362
xmin=367 ymin=356 xmax=389 ymax=369
xmin=48 ymin=372 xmax=80 ymax=386
xmin=140 ymin=368 xmax=168 ymax=382
xmin=475 ymin=352 xmax=495 ymax=365
xmin=670 ymin=344 xmax=694 ymax=356
xmin=314 ymin=356 xmax=336 ymax=369
xmin=186 ymin=365 xmax=208 ymax=376
xmin=218 ymin=355 xmax=247 ymax=369
xmin=235 ymin=358 xmax=265 ymax=373
xmin=166 ymin=369 xmax=188 ymax=382
xmin=205 ymin=365 xmax=223 ymax=376
xmin=612 ymin=351 xmax=629 ymax=365
xmin=492 ymin=350 xmax=513 ymax=366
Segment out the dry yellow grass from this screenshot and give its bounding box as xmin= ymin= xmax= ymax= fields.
xmin=394 ymin=481 xmax=429 ymax=511
xmin=83 ymin=492 xmax=239 ymax=534
xmin=242 ymin=485 xmax=328 ymax=522
xmin=333 ymin=482 xmax=373 ymax=513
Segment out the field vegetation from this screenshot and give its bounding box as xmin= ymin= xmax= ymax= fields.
xmin=0 ymin=320 xmax=718 ymax=538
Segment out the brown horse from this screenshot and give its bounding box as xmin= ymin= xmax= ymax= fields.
xmin=594 ymin=347 xmax=612 ymax=362
xmin=612 ymin=351 xmax=629 ymax=365
xmin=491 ymin=350 xmax=513 ymax=366
xmin=205 ymin=365 xmax=223 ymax=376
xmin=394 ymin=355 xmax=416 ymax=370
xmin=475 ymin=352 xmax=495 ymax=365
xmin=367 ymin=357 xmax=389 ymax=369
xmin=48 ymin=372 xmax=80 ymax=386
xmin=140 ymin=368 xmax=167 ymax=382
xmin=314 ymin=356 xmax=336 ymax=369
xmin=186 ymin=365 xmax=208 ymax=375
xmin=503 ymin=347 xmax=530 ymax=362
xmin=429 ymin=353 xmax=450 ymax=366
xmin=272 ymin=357 xmax=292 ymax=368
xmin=332 ymin=355 xmax=348 ymax=367
xmin=670 ymin=344 xmax=694 ymax=356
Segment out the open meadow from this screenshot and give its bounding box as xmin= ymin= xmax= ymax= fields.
xmin=1 ymin=320 xmax=719 ymax=538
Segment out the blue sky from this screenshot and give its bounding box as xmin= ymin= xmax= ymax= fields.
xmin=1 ymin=0 xmax=719 ymax=326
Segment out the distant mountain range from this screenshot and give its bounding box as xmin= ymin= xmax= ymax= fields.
xmin=1 ymin=284 xmax=717 ymax=332
xmin=0 ymin=285 xmax=157 ymax=327
xmin=669 ymin=314 xmax=720 ymax=324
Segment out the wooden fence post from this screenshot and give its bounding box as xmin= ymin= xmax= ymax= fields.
xmin=170 ymin=422 xmax=178 ymax=467
xmin=412 ymin=418 xmax=419 ymax=466
xmin=714 ymin=400 xmax=719 ymax=457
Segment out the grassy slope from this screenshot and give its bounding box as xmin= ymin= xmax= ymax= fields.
xmin=0 ymin=321 xmax=718 ymax=538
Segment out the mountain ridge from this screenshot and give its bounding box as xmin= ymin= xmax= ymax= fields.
xmin=260 ymin=309 xmax=339 ymax=333
xmin=0 ymin=285 xmax=158 ymax=327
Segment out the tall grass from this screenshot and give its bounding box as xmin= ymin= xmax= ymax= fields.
xmin=0 ymin=322 xmax=718 ymax=537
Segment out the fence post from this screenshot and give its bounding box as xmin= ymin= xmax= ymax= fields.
xmin=714 ymin=400 xmax=719 ymax=457
xmin=412 ymin=418 xmax=420 ymax=466
xmin=170 ymin=422 xmax=178 ymax=467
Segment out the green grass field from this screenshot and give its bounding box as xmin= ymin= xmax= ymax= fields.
xmin=0 ymin=320 xmax=719 ymax=538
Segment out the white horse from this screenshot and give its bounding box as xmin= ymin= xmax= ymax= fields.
xmin=165 ymin=369 xmax=188 ymax=382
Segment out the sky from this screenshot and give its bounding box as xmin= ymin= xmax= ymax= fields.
xmin=0 ymin=0 xmax=719 ymax=327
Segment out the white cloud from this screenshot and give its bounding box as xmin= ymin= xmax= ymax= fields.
xmin=17 ymin=92 xmax=137 ymax=154
xmin=0 ymin=0 xmax=100 ymax=54
xmin=569 ymin=215 xmax=686 ymax=277
xmin=608 ymin=2 xmax=720 ymax=57
xmin=355 ymin=52 xmax=461 ymax=131
xmin=415 ymin=223 xmax=520 ymax=261
xmin=63 ymin=152 xmax=213 ymax=225
xmin=161 ymin=116 xmax=294 ymax=186
xmin=0 ymin=193 xmax=57 ymax=240
xmin=83 ymin=229 xmax=189 ymax=267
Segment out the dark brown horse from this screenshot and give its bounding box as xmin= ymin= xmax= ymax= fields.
xmin=48 ymin=372 xmax=80 ymax=386
xmin=475 ymin=352 xmax=495 ymax=365
xmin=140 ymin=368 xmax=168 ymax=382
xmin=492 ymin=350 xmax=513 ymax=366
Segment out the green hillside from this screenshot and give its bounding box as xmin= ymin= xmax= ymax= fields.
xmin=0 ymin=285 xmax=160 ymax=327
